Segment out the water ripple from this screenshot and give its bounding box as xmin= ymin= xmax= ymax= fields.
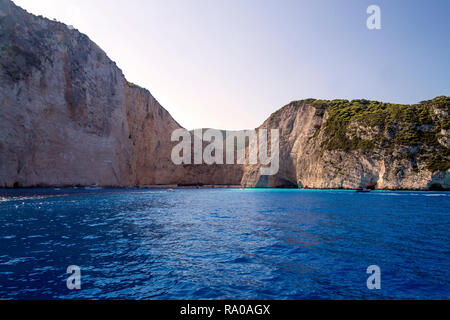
xmin=0 ymin=188 xmax=449 ymax=299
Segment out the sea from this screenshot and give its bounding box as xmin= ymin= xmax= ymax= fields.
xmin=0 ymin=188 xmax=449 ymax=299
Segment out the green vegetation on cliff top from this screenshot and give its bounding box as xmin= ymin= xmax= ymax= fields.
xmin=271 ymin=96 xmax=450 ymax=172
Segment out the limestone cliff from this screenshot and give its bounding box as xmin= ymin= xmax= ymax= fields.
xmin=0 ymin=0 xmax=241 ymax=187
xmin=241 ymin=97 xmax=450 ymax=190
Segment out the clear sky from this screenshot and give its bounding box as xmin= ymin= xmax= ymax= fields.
xmin=13 ymin=0 xmax=450 ymax=130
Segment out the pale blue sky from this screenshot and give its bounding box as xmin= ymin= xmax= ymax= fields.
xmin=13 ymin=0 xmax=450 ymax=130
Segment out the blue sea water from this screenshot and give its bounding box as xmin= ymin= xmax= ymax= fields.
xmin=0 ymin=188 xmax=449 ymax=300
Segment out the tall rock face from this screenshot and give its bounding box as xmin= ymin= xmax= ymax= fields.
xmin=0 ymin=0 xmax=167 ymax=186
xmin=241 ymin=97 xmax=450 ymax=190
xmin=0 ymin=0 xmax=242 ymax=187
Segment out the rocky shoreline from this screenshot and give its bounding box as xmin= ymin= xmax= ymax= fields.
xmin=1 ymin=185 xmax=448 ymax=191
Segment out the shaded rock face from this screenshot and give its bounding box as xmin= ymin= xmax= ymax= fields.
xmin=0 ymin=0 xmax=241 ymax=187
xmin=1 ymin=0 xmax=127 ymax=187
xmin=241 ymin=99 xmax=450 ymax=190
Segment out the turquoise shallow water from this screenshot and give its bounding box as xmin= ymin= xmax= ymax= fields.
xmin=0 ymin=188 xmax=449 ymax=299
